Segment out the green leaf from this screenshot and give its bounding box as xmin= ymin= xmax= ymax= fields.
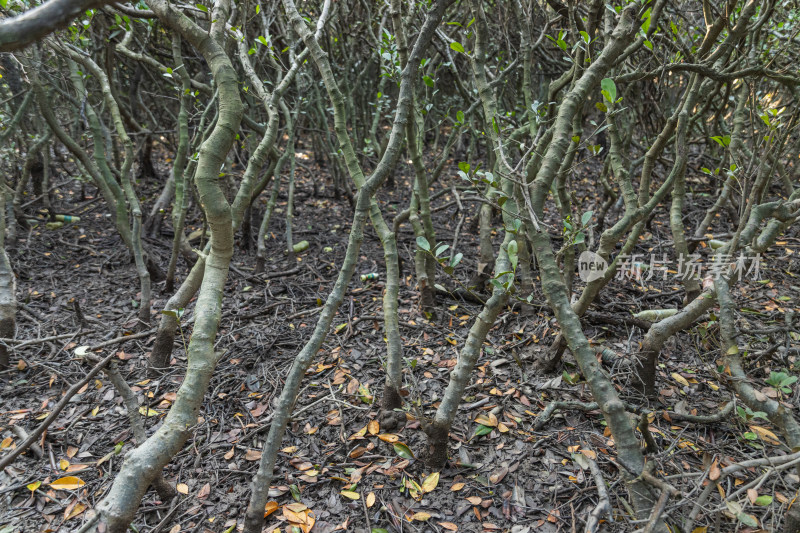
xmin=456 ymin=110 xmax=465 ymax=123
xmin=754 ymin=495 xmax=773 ymax=506
xmin=255 ymin=4 xmax=260 ymax=14
xmin=393 ymin=442 xmax=414 ymax=460
xmin=641 ymin=7 xmax=652 ymax=33
xmin=737 ymin=513 xmax=758 ymax=528
xmin=581 ymin=210 xmax=593 ymax=226
xmin=643 ymin=40 xmax=653 ymax=50
xmin=601 ymin=78 xmax=616 ymax=103
xmin=473 ymin=424 xmax=492 ymax=437
xmin=422 ymin=75 xmax=434 ymax=88
xmin=256 ymin=35 xmax=269 ymax=46
xmin=416 ymin=236 xmax=430 ymax=252
xmin=450 ymin=41 xmax=465 ymax=53
xmin=458 ymin=161 xmax=470 ymax=173
xmin=195 ymin=3 xmax=207 ymax=12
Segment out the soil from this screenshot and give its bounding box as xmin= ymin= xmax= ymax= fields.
xmin=1 ymin=147 xmax=799 ymax=533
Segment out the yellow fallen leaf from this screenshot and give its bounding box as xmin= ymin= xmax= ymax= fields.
xmin=27 ymin=481 xmax=41 ymax=492
xmin=367 ymin=420 xmax=379 ymax=435
xmin=0 ymin=437 xmax=12 ymax=449
xmin=366 ymin=492 xmax=376 ymax=508
xmin=138 ymin=406 xmax=160 ymax=417
xmin=177 ymin=483 xmax=189 ymax=495
xmin=51 ymin=476 xmax=85 ymax=490
xmin=340 ymin=490 xmax=360 ymax=500
xmin=264 ymin=501 xmax=279 ymax=518
xmin=412 ymin=511 xmax=431 ymax=521
xmin=421 ymin=472 xmax=440 ymax=493
xmin=65 ymin=502 xmax=87 ymax=521
xmin=377 ymin=433 xmax=400 ymax=442
xmin=438 ymin=522 xmax=459 ymax=531
xmin=749 ymin=425 xmax=781 ymax=445
xmin=671 ymin=373 xmax=690 ymax=387
xmin=59 ymin=459 xmax=69 ymax=470
xmin=450 ymin=482 xmax=465 ymax=491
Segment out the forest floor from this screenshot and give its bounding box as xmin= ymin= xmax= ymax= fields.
xmin=1 ymin=146 xmax=799 ymax=533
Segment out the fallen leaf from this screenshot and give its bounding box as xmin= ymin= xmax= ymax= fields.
xmin=50 ymin=476 xmax=85 ymax=490
xmin=245 ymin=449 xmax=262 ymax=461
xmin=421 ymin=472 xmax=440 ymax=493
xmin=366 ymin=492 xmax=376 ymax=508
xmin=264 ymin=501 xmax=279 ymax=518
xmin=749 ymin=425 xmax=781 ymax=445
xmin=340 ymin=490 xmax=360 ymax=500
xmin=411 ymin=511 xmax=431 ymax=521
xmin=64 ymin=502 xmax=87 ymax=521
xmin=197 ymin=483 xmax=210 ymax=499
xmin=671 ymin=373 xmax=690 ymax=387
xmin=177 ymin=483 xmax=189 ymax=495
xmin=467 ymin=496 xmax=482 ymax=505
xmin=368 ymin=420 xmax=380 ymax=435
xmin=438 ymin=522 xmax=458 ymax=531
xmin=450 ymin=482 xmax=465 ymax=491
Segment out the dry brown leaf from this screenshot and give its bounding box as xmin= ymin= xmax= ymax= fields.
xmin=245 ymin=449 xmax=262 ymax=461
xmin=366 ymin=492 xmax=376 ymax=508
xmin=368 ymin=420 xmax=380 ymax=435
xmin=450 ymin=482 xmax=465 ymax=491
xmin=438 ymin=522 xmax=458 ymax=531
xmin=466 ymin=496 xmax=482 ymax=505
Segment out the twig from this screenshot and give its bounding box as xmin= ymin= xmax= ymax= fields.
xmin=87 ymin=329 xmax=153 ymax=350
xmin=684 ymin=449 xmax=800 ymax=532
xmin=0 ymin=351 xmax=117 ymax=470
xmin=0 ymin=330 xmax=92 ymax=347
xmin=534 ymin=400 xmax=598 ymax=430
xmin=10 ymin=426 xmax=43 ymax=459
xmin=584 ymin=448 xmax=612 ymax=533
xmin=665 ymin=399 xmax=734 ymax=423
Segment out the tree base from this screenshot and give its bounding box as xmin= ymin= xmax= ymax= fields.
xmin=423 ymin=420 xmax=450 ymax=469
xmin=379 ymin=384 xmax=405 ymax=431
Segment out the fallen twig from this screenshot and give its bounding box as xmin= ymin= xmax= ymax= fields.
xmin=584 ymin=447 xmax=612 ymax=533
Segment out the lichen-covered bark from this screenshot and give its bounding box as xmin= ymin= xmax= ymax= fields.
xmin=92 ymin=0 xmax=243 ymax=528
